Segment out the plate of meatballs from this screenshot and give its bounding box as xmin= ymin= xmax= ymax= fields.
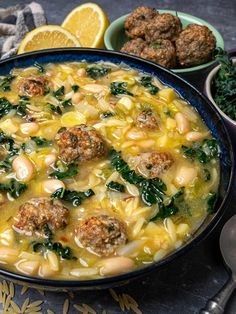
xmin=104 ymin=6 xmax=224 ymax=72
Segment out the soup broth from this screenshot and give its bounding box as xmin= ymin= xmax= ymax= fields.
xmin=0 ymin=61 xmax=219 ymax=279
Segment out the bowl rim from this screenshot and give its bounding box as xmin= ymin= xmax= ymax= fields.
xmin=0 ymin=47 xmax=234 ymax=289
xmin=104 ymin=10 xmax=225 ymax=73
xmin=204 ymin=57 xmax=236 ymax=125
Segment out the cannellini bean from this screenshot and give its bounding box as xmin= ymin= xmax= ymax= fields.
xmin=70 ymin=268 xmax=98 ymax=277
xmin=20 ymin=122 xmax=39 ymax=135
xmin=44 ymin=154 xmax=57 ymax=166
xmin=39 ymin=262 xmax=56 ymax=277
xmin=175 ymin=113 xmax=190 ymax=134
xmin=42 ymin=179 xmax=65 ymax=194
xmin=154 ymin=249 xmax=167 ymax=262
xmin=77 ymin=68 xmax=86 ymax=77
xmin=83 ymin=84 xmax=107 ymax=93
xmin=72 ymin=92 xmax=83 ymax=104
xmin=174 ymin=165 xmax=198 ymax=187
xmin=12 ymin=155 xmax=35 ymax=182
xmin=186 ymin=131 xmax=208 ymax=142
xmin=99 ymin=256 xmax=135 ymax=276
xmin=16 ymin=260 xmax=40 ymax=275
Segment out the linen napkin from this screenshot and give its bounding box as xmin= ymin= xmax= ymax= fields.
xmin=0 ymin=2 xmax=46 ymax=59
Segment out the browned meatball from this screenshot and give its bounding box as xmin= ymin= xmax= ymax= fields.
xmin=175 ymin=24 xmax=216 ymax=67
xmin=140 ymin=40 xmax=176 ymax=68
xmin=76 ymin=215 xmax=127 ymax=256
xmin=145 ymin=13 xmax=182 ymax=43
xmin=136 ymin=151 xmax=174 ymax=179
xmin=18 ymin=76 xmax=48 ymax=97
xmin=121 ymin=38 xmax=147 ymax=57
xmin=135 ymin=110 xmax=159 ymax=129
xmin=56 ymin=124 xmax=106 ymax=164
xmin=14 ymin=197 xmax=69 ymax=234
xmin=124 ymin=6 xmax=157 ymax=39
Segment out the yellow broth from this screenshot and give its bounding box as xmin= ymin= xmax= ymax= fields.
xmin=0 ymin=61 xmax=219 ymax=279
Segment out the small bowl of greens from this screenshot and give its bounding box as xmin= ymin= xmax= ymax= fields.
xmin=204 ymin=48 xmax=236 ymax=134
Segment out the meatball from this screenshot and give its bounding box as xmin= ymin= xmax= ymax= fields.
xmin=135 ymin=110 xmax=159 ymax=129
xmin=76 ymin=215 xmax=127 ymax=256
xmin=135 ymin=151 xmax=174 ymax=179
xmin=14 ymin=197 xmax=69 ymax=234
xmin=18 ymin=76 xmax=48 ymax=97
xmin=121 ymin=38 xmax=147 ymax=57
xmin=145 ymin=13 xmax=182 ymax=43
xmin=56 ymin=124 xmax=106 ymax=164
xmin=175 ymin=24 xmax=216 ymax=67
xmin=140 ymin=39 xmax=176 ymax=68
xmin=124 ymin=6 xmax=157 ymax=39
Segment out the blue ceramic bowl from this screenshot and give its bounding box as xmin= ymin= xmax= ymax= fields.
xmin=0 ymin=48 xmax=234 ymax=290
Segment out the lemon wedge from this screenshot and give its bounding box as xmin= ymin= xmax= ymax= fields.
xmin=62 ymin=2 xmax=109 ymax=48
xmin=18 ymin=25 xmax=80 ymax=54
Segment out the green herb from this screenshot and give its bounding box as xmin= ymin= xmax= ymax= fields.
xmin=71 ymin=85 xmax=79 ymax=92
xmin=107 ymin=181 xmax=125 ymax=193
xmin=140 ymin=76 xmax=159 ymax=95
xmin=0 ymin=97 xmax=13 ymax=118
xmin=100 ymin=111 xmax=115 ymax=119
xmin=61 ymin=98 xmax=72 ymax=108
xmin=33 ymin=62 xmax=45 ymax=73
xmin=0 ymin=75 xmax=16 ymax=92
xmin=110 ymin=82 xmax=133 ymax=96
xmin=182 ymin=139 xmax=219 ymax=164
xmin=86 ymin=67 xmax=111 ymax=79
xmin=207 ymin=192 xmax=217 ymax=212
xmin=0 ymin=179 xmax=27 ymax=198
xmin=47 ymin=103 xmax=62 ymax=115
xmin=212 ymin=48 xmax=236 ymax=121
xmin=51 ymin=188 xmax=94 ymax=207
xmin=53 ymin=86 xmax=65 ymax=100
xmin=31 ymin=136 xmax=51 ymax=147
xmin=50 ymin=163 xmax=78 ymax=179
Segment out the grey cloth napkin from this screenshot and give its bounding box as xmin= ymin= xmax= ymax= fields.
xmin=0 ymin=2 xmax=46 ymax=59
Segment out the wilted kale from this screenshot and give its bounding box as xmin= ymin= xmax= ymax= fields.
xmin=47 ymin=103 xmax=62 ymax=115
xmin=53 ymin=86 xmax=65 ymax=100
xmin=207 ymin=192 xmax=217 ymax=212
xmin=33 ymin=62 xmax=45 ymax=73
xmin=86 ymin=66 xmax=111 ymax=79
xmin=0 ymin=131 xmax=19 ymax=157
xmin=100 ymin=111 xmax=115 ymax=119
xmin=110 ymin=82 xmax=133 ymax=96
xmin=61 ymin=98 xmax=72 ymax=108
xmin=71 ymin=85 xmax=79 ymax=92
xmin=212 ymin=48 xmax=236 ymax=121
xmin=140 ymin=76 xmax=159 ymax=95
xmin=49 ymin=163 xmax=78 ymax=179
xmin=107 ymin=181 xmax=125 ymax=193
xmin=0 ymin=179 xmax=27 ymax=198
xmin=0 ymin=97 xmax=13 ymax=118
xmin=0 ymin=74 xmax=16 ymax=92
xmin=51 ymin=188 xmax=94 ymax=207
xmin=31 ymin=136 xmax=51 ymax=147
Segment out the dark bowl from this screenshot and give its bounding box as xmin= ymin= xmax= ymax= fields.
xmin=0 ymin=48 xmax=234 ymax=290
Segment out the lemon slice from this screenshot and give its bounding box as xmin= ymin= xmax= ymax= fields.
xmin=18 ymin=25 xmax=81 ymax=54
xmin=62 ymin=2 xmax=109 ymax=48
xmin=61 ymin=111 xmax=86 ymax=127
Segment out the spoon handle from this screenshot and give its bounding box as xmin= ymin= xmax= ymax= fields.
xmin=200 ymin=275 xmax=236 ymax=314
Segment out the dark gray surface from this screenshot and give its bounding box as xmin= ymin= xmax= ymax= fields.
xmin=0 ymin=0 xmax=236 ymax=313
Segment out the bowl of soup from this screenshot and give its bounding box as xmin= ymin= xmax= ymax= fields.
xmin=0 ymin=48 xmax=233 ymax=290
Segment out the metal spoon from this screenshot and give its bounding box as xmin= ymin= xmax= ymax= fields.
xmin=200 ymin=214 xmax=236 ymax=314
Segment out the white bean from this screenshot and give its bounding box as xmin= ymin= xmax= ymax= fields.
xmin=20 ymin=122 xmax=39 ymax=135
xmin=42 ymin=179 xmax=65 ymax=194
xmin=83 ymin=84 xmax=107 ymax=93
xmin=99 ymin=256 xmax=135 ymax=276
xmin=44 ymin=154 xmax=57 ymax=166
xmin=77 ymin=68 xmax=86 ymax=77
xmin=72 ymin=92 xmax=83 ymax=104
xmin=186 ymin=131 xmax=207 ymax=142
xmin=175 ymin=113 xmax=190 ymax=134
xmin=175 ymin=166 xmax=198 ymax=187
xmin=12 ymin=155 xmax=35 ymax=182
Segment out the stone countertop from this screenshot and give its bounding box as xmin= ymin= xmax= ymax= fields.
xmin=0 ymin=0 xmax=236 ymax=313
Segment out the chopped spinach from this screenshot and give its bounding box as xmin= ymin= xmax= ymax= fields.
xmin=110 ymin=82 xmax=133 ymax=96
xmin=207 ymin=192 xmax=217 ymax=212
xmin=140 ymin=76 xmax=159 ymax=95
xmin=31 ymin=136 xmax=51 ymax=147
xmin=53 ymin=86 xmax=65 ymax=100
xmin=107 ymin=181 xmax=125 ymax=193
xmin=182 ymin=139 xmax=219 ymax=164
xmin=33 ymin=62 xmax=45 ymax=73
xmin=86 ymin=67 xmax=111 ymax=79
xmin=61 ymin=98 xmax=72 ymax=108
xmin=0 ymin=75 xmax=15 ymax=92
xmin=49 ymin=163 xmax=78 ymax=179
xmin=0 ymin=97 xmax=13 ymax=118
xmin=71 ymin=85 xmax=79 ymax=92
xmin=100 ymin=111 xmax=115 ymax=119
xmin=47 ymin=103 xmax=62 ymax=115
xmin=51 ymin=188 xmax=94 ymax=207
xmin=0 ymin=179 xmax=27 ymax=198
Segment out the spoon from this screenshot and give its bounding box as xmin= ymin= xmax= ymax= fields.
xmin=200 ymin=214 xmax=236 ymax=314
